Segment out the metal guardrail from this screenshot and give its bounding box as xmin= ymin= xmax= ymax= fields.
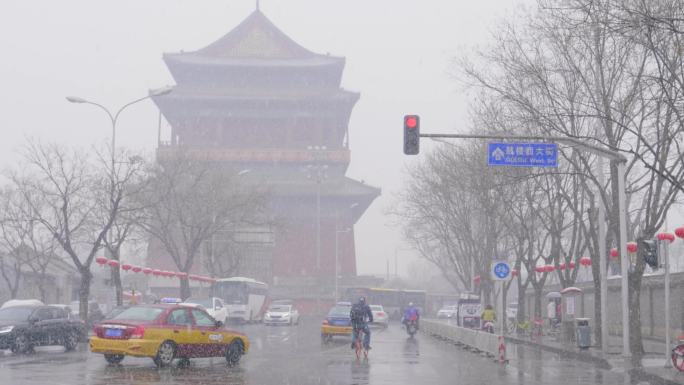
xmin=421 ymin=319 xmax=514 ymax=360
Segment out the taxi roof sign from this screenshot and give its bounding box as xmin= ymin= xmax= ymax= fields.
xmin=160 ymin=297 xmax=182 ymax=304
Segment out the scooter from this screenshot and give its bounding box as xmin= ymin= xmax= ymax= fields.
xmin=405 ymin=315 xmax=419 ymax=337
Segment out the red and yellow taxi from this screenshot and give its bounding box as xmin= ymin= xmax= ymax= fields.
xmin=89 ymin=303 xmax=249 ymax=367
xmin=321 ymin=303 xmax=353 ymax=343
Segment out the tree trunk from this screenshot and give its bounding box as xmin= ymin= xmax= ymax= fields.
xmin=112 ymin=266 xmax=123 ymax=306
xmin=180 ymin=277 xmax=191 ymax=300
xmin=533 ymin=285 xmax=543 ymax=319
xmin=79 ymin=268 xmax=92 ymax=323
xmin=628 ymin=271 xmax=645 ymax=357
xmin=516 ymin=285 xmax=527 ymax=335
xmin=37 ymin=273 xmax=48 ymax=303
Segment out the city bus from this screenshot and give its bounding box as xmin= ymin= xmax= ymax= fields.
xmin=213 ymin=277 xmax=269 ymax=322
xmin=344 ymin=287 xmax=426 ymax=320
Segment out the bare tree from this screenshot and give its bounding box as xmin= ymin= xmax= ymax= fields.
xmin=140 ymin=155 xmax=267 ymax=299
xmin=0 ymin=187 xmax=60 ymax=302
xmin=10 ymin=141 xmax=142 ymax=320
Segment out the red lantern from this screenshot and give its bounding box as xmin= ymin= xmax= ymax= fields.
xmin=164 ymin=271 xmax=174 ymax=277
xmin=675 ymin=227 xmax=684 ymax=239
xmin=473 ymin=275 xmax=481 ymax=284
xmin=152 ymin=269 xmax=162 ymax=276
xmin=559 ymin=262 xmax=566 ymax=270
xmin=544 ymin=265 xmax=555 ymax=273
xmin=512 ymin=269 xmax=518 ymax=277
xmin=626 ymin=242 xmax=638 ymax=253
xmin=579 ymin=256 xmax=591 ymax=266
xmin=131 ymin=266 xmax=142 ymax=273
xmin=107 ymin=260 xmax=120 ymax=268
xmin=121 ymin=264 xmax=132 ymax=271
xmin=658 ymin=232 xmax=675 ymax=242
xmin=177 ymin=272 xmax=188 ymax=279
xmin=143 ymin=268 xmax=152 ymax=275
xmin=569 ymin=261 xmax=576 ymax=269
xmin=95 ymin=257 xmax=108 ymax=265
xmin=535 ymin=266 xmax=544 ymax=273
xmin=610 ymin=248 xmax=619 ymax=258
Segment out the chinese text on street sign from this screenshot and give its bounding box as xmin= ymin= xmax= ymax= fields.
xmin=487 ymin=142 xmax=558 ymax=167
xmin=491 ymin=261 xmax=511 ymax=281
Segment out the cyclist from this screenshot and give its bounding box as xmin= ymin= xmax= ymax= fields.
xmin=350 ymin=297 xmax=373 ymax=350
xmin=481 ymin=304 xmax=496 ymax=332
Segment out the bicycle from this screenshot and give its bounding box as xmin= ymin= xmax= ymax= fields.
xmin=354 ymin=327 xmax=368 ymax=360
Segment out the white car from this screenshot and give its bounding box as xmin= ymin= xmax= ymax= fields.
xmin=370 ymin=305 xmax=389 ymax=327
xmin=264 ymin=304 xmax=300 ymax=326
xmin=0 ymin=299 xmax=44 ymax=309
xmin=181 ymin=297 xmax=228 ymax=323
xmin=437 ymin=305 xmax=458 ymax=319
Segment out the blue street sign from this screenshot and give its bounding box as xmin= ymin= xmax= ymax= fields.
xmin=491 ymin=261 xmax=511 ymax=281
xmin=487 ymin=142 xmax=558 ymax=167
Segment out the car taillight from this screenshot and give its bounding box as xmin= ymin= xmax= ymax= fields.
xmin=93 ymin=325 xmax=104 ymax=338
xmin=378 ymin=312 xmax=385 ymax=316
xmin=130 ymin=325 xmax=145 ymax=339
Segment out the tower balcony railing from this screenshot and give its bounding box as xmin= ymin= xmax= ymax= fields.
xmin=156 ymin=145 xmax=350 ymax=163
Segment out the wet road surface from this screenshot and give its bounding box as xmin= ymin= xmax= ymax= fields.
xmin=0 ymin=317 xmax=666 ymax=384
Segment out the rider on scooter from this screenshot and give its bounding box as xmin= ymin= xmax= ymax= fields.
xmin=402 ymin=302 xmax=420 ymax=329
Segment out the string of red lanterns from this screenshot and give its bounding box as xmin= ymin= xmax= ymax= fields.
xmin=94 ymin=257 xmax=216 ymax=283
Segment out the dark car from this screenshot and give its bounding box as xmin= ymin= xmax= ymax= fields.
xmin=0 ymin=305 xmax=85 ymax=353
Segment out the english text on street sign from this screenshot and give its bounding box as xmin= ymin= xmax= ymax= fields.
xmin=491 ymin=261 xmax=511 ymax=281
xmin=487 ymin=142 xmax=558 ymax=167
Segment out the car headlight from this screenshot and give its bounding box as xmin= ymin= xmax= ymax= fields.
xmin=0 ymin=326 xmax=14 ymax=334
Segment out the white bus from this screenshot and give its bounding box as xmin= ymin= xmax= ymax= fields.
xmin=213 ymin=277 xmax=269 ymax=323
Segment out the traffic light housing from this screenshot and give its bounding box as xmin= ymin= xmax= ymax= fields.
xmin=641 ymin=239 xmax=659 ymax=269
xmin=403 ymin=115 xmax=420 ymax=155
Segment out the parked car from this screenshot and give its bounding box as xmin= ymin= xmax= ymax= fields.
xmin=90 ymin=304 xmax=249 ymax=367
xmin=69 ymin=301 xmax=105 ymax=326
xmin=321 ymin=304 xmax=353 ymax=343
xmin=181 ymin=297 xmax=228 ymax=324
xmin=0 ymin=305 xmax=85 ymax=353
xmin=1 ymin=299 xmax=44 ymax=309
xmin=369 ymin=305 xmax=389 ymax=327
xmin=264 ymin=304 xmax=299 ymax=326
xmin=437 ymin=305 xmax=458 ymax=319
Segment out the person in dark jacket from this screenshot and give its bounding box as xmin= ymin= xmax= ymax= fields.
xmin=350 ymin=297 xmax=373 ymax=350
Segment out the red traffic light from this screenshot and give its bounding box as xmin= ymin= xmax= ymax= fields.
xmin=405 ymin=116 xmax=418 ymax=129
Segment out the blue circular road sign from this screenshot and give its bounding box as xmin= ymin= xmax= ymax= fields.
xmin=493 ymin=262 xmax=511 ymax=280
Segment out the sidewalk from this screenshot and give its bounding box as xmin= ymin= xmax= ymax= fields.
xmin=504 ymin=332 xmax=684 ymax=384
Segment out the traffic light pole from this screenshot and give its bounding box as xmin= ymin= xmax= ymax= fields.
xmin=417 ymin=131 xmax=631 ymax=358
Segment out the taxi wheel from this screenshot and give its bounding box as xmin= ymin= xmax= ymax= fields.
xmin=154 ymin=341 xmax=176 ymax=368
xmin=104 ymin=354 xmax=124 ymax=364
xmin=225 ymin=340 xmax=243 ymax=367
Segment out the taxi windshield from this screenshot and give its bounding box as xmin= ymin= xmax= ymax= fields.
xmin=185 ymin=298 xmax=213 ymax=308
xmin=112 ymin=307 xmax=164 ymax=321
xmin=327 ymin=306 xmax=351 ymax=318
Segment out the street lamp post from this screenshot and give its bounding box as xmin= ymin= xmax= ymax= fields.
xmin=66 ymin=86 xmax=172 ymax=306
xmin=335 ymin=228 xmax=351 ymax=302
xmin=306 ymin=146 xmax=328 ymax=274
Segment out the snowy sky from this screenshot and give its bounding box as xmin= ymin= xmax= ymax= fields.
xmin=0 ymin=0 xmax=534 ymax=276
